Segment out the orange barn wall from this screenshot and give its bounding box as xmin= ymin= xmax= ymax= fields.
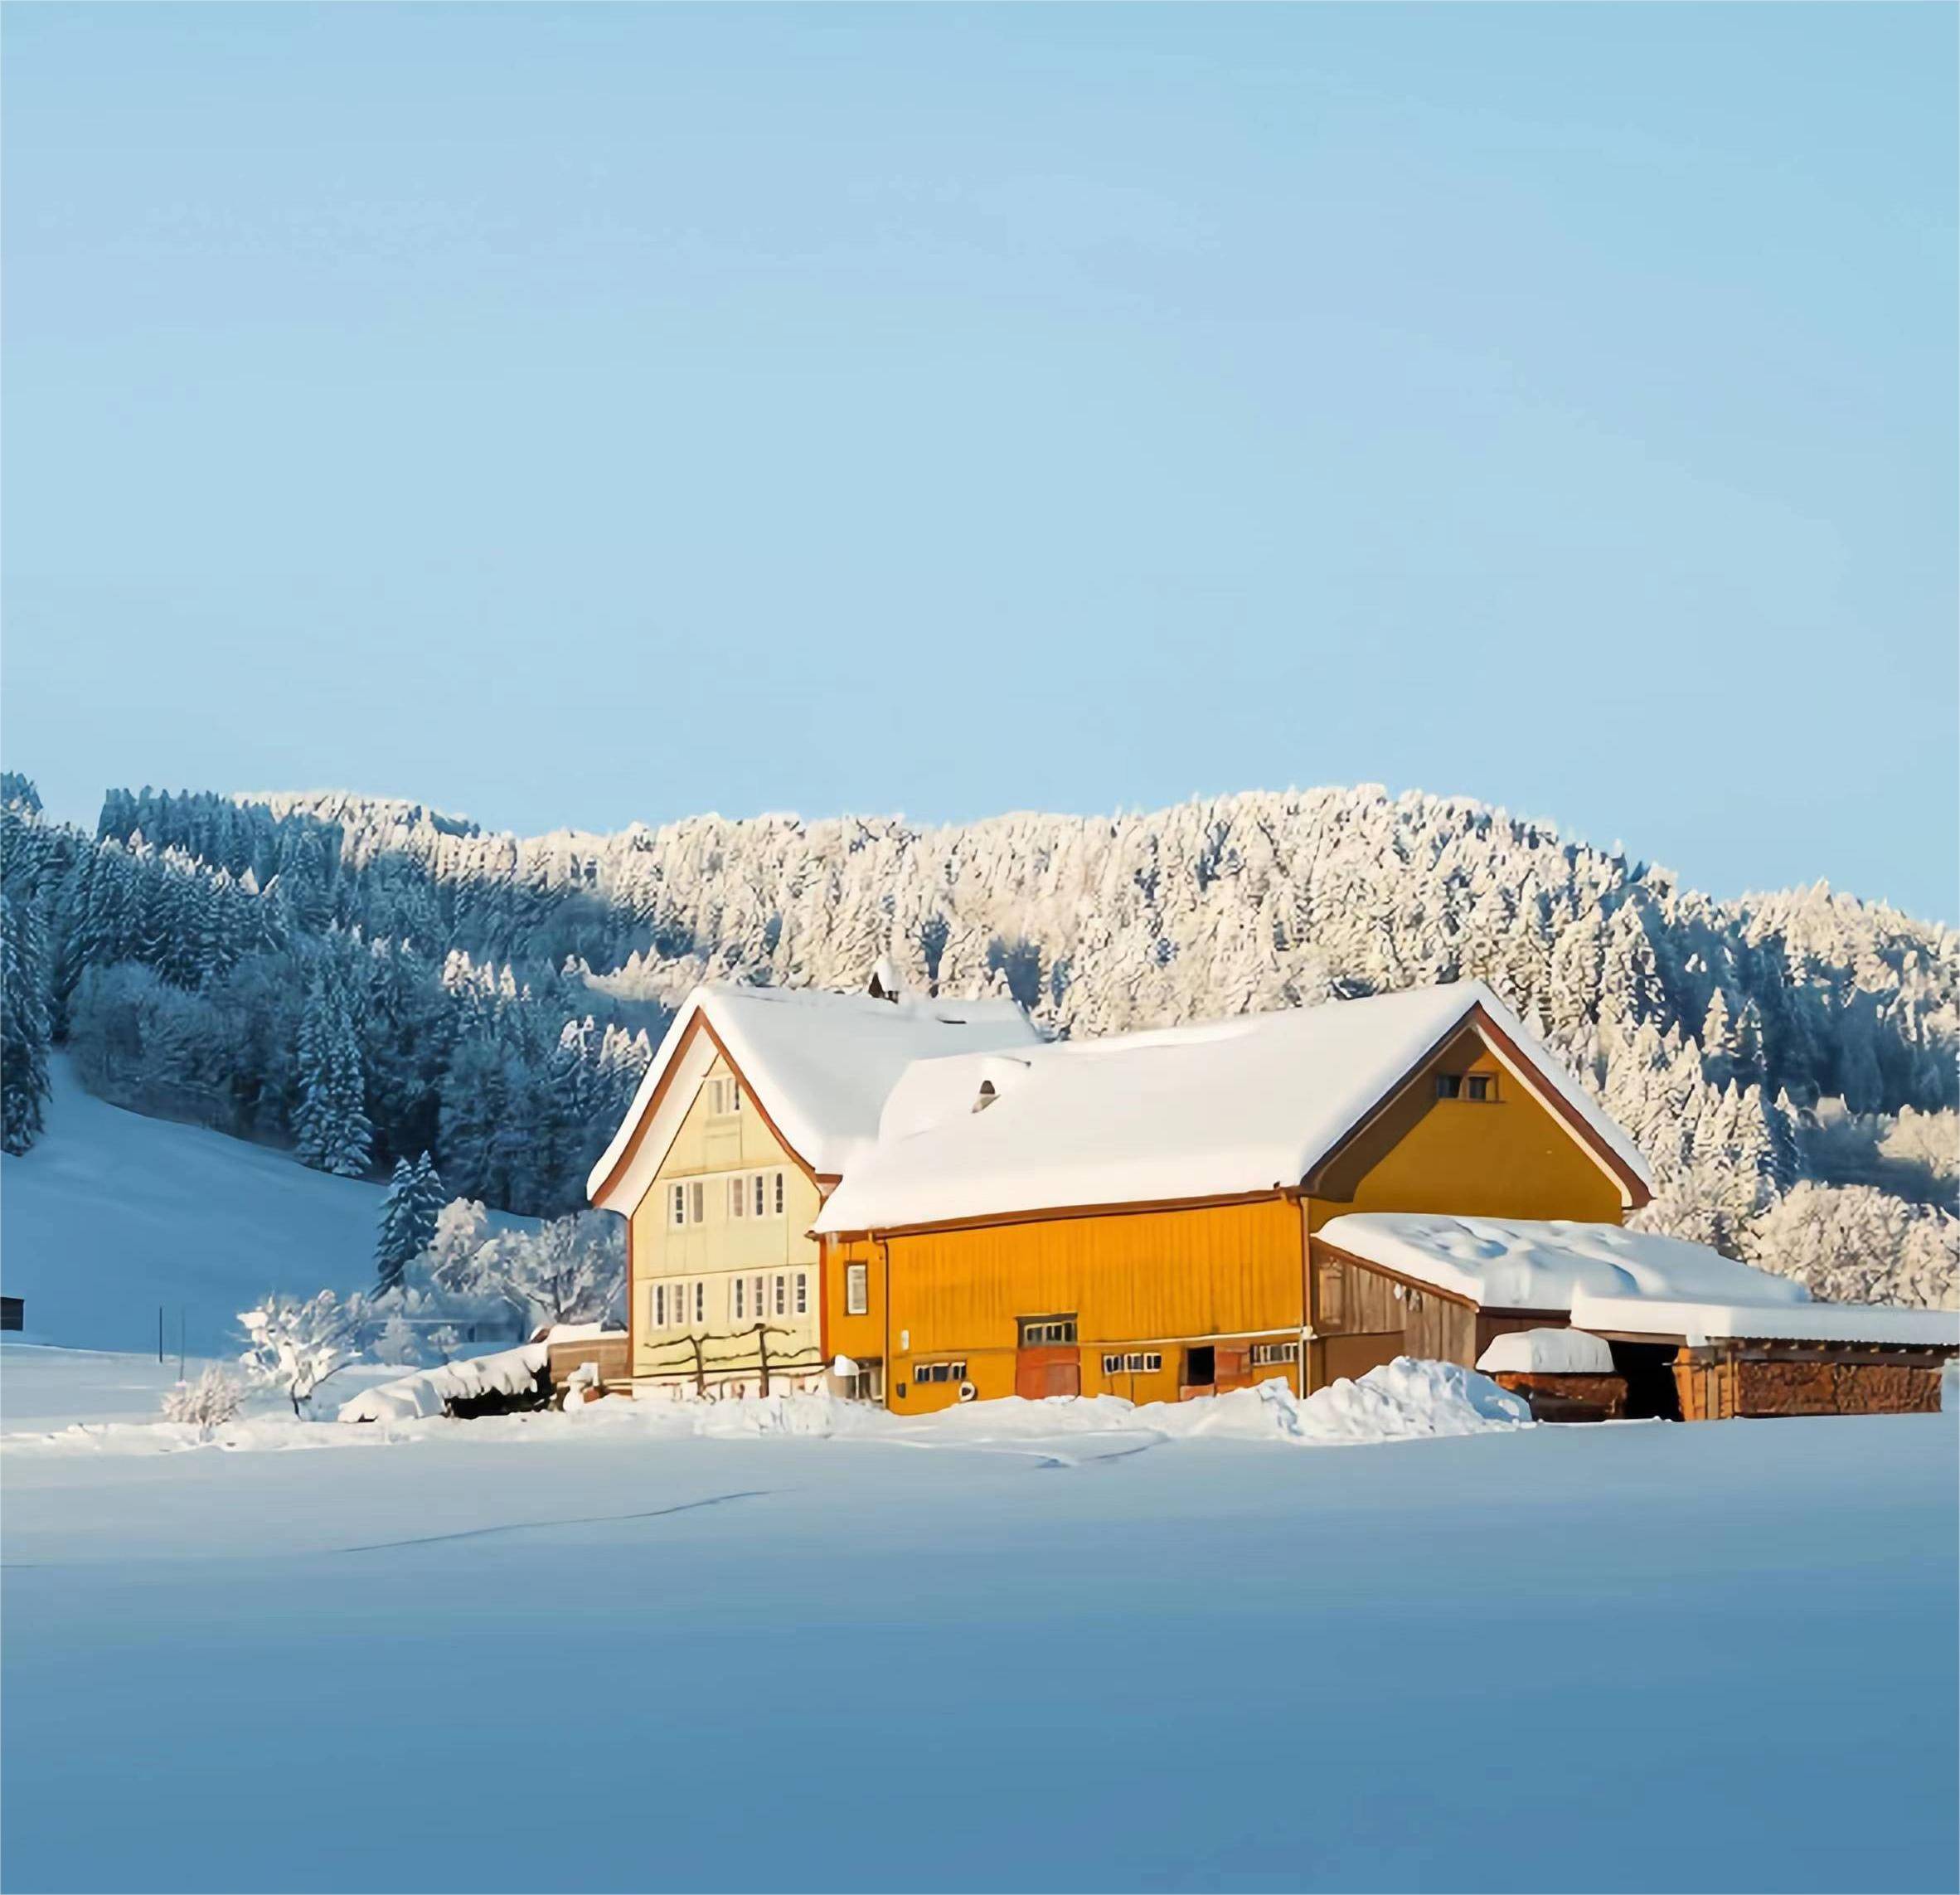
xmin=861 ymin=1198 xmax=1307 ymax=1413
xmin=1307 ymin=1050 xmax=1627 ymax=1231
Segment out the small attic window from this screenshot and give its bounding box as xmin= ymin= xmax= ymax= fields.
xmin=973 ymin=1080 xmax=998 ymax=1114
xmin=1435 ymin=1072 xmax=1497 ymax=1103
xmin=1434 ymin=1074 xmax=1463 ymax=1100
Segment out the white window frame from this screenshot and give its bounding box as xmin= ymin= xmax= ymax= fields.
xmin=773 ymin=1170 xmax=785 ymax=1216
xmin=670 ymin=1183 xmax=686 ymax=1227
xmin=794 ymin=1272 xmax=808 ymax=1316
xmin=846 ymin=1263 xmax=868 ymax=1316
xmin=732 ymin=1276 xmax=746 ymax=1322
xmin=688 ymin=1180 xmax=705 ymax=1224
xmin=730 ymin=1175 xmax=746 ymax=1218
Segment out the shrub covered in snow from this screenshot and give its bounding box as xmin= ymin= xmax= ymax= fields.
xmin=158 ymin=1366 xmax=246 ymax=1436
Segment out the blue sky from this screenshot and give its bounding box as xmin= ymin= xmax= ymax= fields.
xmin=5 ymin=5 xmax=1953 ymax=918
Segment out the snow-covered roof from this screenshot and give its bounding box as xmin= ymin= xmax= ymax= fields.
xmin=813 ymin=980 xmax=1653 ymax=1236
xmin=1317 ymin=1212 xmax=1802 ymax=1313
xmin=1476 ymin=1327 xmax=1617 ymax=1376
xmin=588 ymin=981 xmax=1039 ymax=1212
xmin=1564 ymin=1293 xmax=1960 ymax=1349
xmin=1319 ymin=1212 xmax=1960 ymax=1349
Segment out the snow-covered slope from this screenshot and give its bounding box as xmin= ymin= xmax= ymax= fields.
xmin=0 ymin=1060 xmax=385 ymax=1355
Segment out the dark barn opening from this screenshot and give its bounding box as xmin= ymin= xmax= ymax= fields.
xmin=1609 ymin=1341 xmax=1682 ymax=1421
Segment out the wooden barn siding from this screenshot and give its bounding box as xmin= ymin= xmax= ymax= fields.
xmin=883 ymin=1198 xmax=1306 ymax=1410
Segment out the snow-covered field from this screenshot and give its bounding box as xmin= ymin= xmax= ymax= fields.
xmin=0 ymin=1060 xmax=387 ymax=1354
xmin=3 ymin=1344 xmax=1954 ymax=1895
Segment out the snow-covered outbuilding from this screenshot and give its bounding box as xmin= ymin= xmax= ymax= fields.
xmin=587 ymin=974 xmax=1038 ymax=1397
xmin=1319 ymin=1212 xmax=1958 ymax=1420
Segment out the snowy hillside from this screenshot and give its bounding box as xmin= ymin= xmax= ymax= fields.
xmin=0 ymin=1058 xmax=386 ymax=1354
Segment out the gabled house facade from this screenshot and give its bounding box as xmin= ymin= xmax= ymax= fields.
xmin=585 ymin=976 xmax=1038 ymax=1396
xmin=813 ymin=982 xmax=1658 ymax=1412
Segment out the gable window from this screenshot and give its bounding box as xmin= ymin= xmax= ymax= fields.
xmin=1465 ymin=1074 xmax=1495 ymax=1102
xmin=670 ymin=1183 xmax=686 ymax=1227
xmin=706 ymin=1076 xmax=742 ymax=1115
xmin=689 ymin=1180 xmax=705 ymax=1223
xmin=774 ymin=1170 xmax=785 ymax=1215
xmin=846 ymin=1263 xmax=869 ymax=1316
xmin=754 ymin=1173 xmax=766 ymax=1217
xmin=1434 ymin=1073 xmax=1463 ymax=1100
xmin=730 ymin=1176 xmax=747 ymax=1217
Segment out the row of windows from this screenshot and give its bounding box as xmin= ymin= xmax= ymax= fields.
xmin=646 ymin=1272 xmax=811 ymax=1329
xmin=731 ymin=1271 xmax=810 ymax=1324
xmin=1435 ymin=1072 xmax=1497 ymax=1102
xmin=649 ymin=1280 xmax=707 ymax=1329
xmin=669 ymin=1169 xmax=788 ymax=1227
xmin=1019 ymin=1315 xmax=1077 ymax=1346
xmin=1102 ymin=1351 xmax=1165 ymax=1375
xmin=1251 ymin=1341 xmax=1301 ymax=1368
xmin=912 ymin=1361 xmax=968 ymax=1384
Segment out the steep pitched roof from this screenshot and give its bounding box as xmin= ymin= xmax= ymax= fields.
xmin=813 ymin=979 xmax=1655 ymax=1236
xmin=587 ymin=982 xmax=1040 ymax=1212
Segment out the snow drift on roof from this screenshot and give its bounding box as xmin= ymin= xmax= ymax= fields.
xmin=813 ymin=980 xmax=1652 ymax=1234
xmin=588 ymin=982 xmax=1039 ymax=1208
xmin=1317 ymin=1212 xmax=1804 ymax=1313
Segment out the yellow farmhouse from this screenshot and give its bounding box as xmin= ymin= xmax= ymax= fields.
xmin=813 ymin=981 xmax=1661 ymax=1412
xmin=585 ymin=974 xmax=1036 ymax=1396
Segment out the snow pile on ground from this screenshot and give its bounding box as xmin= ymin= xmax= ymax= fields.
xmin=1151 ymin=1359 xmax=1531 ymax=1444
xmin=337 ymin=1343 xmax=547 ymax=1423
xmin=1477 ymin=1327 xmax=1616 ymax=1375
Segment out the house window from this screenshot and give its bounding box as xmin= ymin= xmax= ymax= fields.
xmin=773 ymin=1275 xmax=787 ymax=1318
xmin=794 ymin=1272 xmax=808 ymax=1316
xmin=1104 ymin=1351 xmax=1164 ymax=1375
xmin=774 ymin=1171 xmax=785 ymax=1215
xmin=730 ymin=1176 xmax=746 ymax=1217
xmin=914 ymin=1361 xmax=968 ymax=1385
xmin=1434 ymin=1073 xmax=1463 ymax=1100
xmin=846 ymin=1263 xmax=869 ymax=1316
xmin=1252 ymin=1341 xmax=1300 ymax=1368
xmin=1465 ymin=1073 xmax=1495 ymax=1102
xmin=1017 ymin=1314 xmax=1077 ymax=1347
xmin=653 ymin=1283 xmax=666 ymax=1326
xmin=688 ymin=1180 xmax=705 ymax=1223
xmin=670 ymin=1184 xmax=686 ymax=1227
xmin=693 ymin=1281 xmax=705 ymax=1324
xmin=733 ymin=1277 xmax=746 ymax=1322
xmin=754 ymin=1173 xmax=765 ymax=1217
xmin=752 ymin=1276 xmax=766 ymax=1322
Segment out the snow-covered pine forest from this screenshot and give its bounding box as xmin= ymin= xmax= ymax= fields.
xmin=2 ymin=773 xmax=1953 ymax=1309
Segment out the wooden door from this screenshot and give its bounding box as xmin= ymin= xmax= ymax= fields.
xmin=1015 ymin=1346 xmax=1081 ymax=1400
